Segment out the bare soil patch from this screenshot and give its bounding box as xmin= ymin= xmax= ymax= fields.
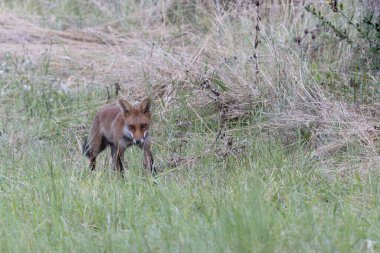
xmin=0 ymin=12 xmax=161 ymax=98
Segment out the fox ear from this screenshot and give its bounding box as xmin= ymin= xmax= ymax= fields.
xmin=118 ymin=99 xmax=133 ymax=114
xmin=140 ymin=98 xmax=151 ymax=114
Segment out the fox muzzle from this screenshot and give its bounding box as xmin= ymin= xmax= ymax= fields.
xmin=133 ymin=139 xmax=144 ymax=145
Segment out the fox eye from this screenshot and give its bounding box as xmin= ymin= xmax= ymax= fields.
xmin=129 ymin=125 xmax=135 ymax=131
xmin=141 ymin=124 xmax=147 ymax=129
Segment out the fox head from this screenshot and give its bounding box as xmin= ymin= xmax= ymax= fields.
xmin=118 ymin=98 xmax=151 ymax=145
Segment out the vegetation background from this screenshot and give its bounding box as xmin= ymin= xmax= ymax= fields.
xmin=0 ymin=0 xmax=379 ymax=252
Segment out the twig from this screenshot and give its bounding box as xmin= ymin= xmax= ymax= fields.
xmin=106 ymin=87 xmax=111 ymax=100
xmin=114 ymin=81 xmax=121 ymax=97
xmin=253 ymin=0 xmax=261 ymax=76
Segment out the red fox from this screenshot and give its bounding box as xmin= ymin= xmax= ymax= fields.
xmin=82 ymin=98 xmax=156 ymax=175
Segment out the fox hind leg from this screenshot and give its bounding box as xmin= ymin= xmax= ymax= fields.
xmin=89 ymin=155 xmax=96 ymax=171
xmin=85 ymin=133 xmax=108 ymax=171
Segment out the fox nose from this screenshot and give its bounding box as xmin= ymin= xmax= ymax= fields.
xmin=134 ymin=139 xmax=143 ymax=145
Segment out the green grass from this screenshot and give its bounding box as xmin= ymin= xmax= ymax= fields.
xmin=0 ymin=80 xmax=379 ymax=252
xmin=0 ymin=139 xmax=379 ymax=252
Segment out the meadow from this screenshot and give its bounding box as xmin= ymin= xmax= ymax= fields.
xmin=0 ymin=1 xmax=379 ymax=252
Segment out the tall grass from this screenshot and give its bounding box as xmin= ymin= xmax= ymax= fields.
xmin=0 ymin=0 xmax=379 ymax=252
xmin=1 ymin=109 xmax=379 ymax=252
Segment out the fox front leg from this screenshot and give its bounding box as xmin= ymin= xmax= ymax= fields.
xmin=140 ymin=142 xmax=156 ymax=176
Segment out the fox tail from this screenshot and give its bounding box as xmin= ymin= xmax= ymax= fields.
xmin=82 ymin=137 xmax=91 ymax=157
